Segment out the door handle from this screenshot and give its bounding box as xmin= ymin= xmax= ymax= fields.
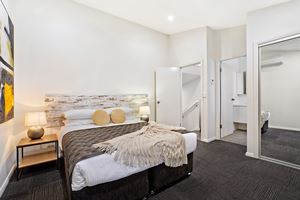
xmin=157 ymin=101 xmax=160 ymax=104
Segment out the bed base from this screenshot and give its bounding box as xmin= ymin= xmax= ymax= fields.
xmin=72 ymin=170 xmax=149 ymax=200
xmin=261 ymin=120 xmax=269 ymax=134
xmin=67 ymin=153 xmax=194 ymax=200
xmin=149 ymin=153 xmax=193 ymax=194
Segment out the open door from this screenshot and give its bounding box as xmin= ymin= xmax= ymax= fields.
xmin=220 ymin=56 xmax=247 ymax=145
xmin=156 ymin=67 xmax=181 ymax=126
xmin=220 ymin=63 xmax=235 ymax=138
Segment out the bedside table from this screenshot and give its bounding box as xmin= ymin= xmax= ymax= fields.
xmin=16 ymin=134 xmax=59 ymax=180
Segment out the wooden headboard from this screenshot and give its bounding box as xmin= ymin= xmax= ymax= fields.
xmin=45 ymin=94 xmax=149 ymax=127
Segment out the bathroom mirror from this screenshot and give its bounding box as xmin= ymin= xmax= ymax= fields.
xmin=236 ymin=72 xmax=246 ymax=95
xmin=259 ymin=35 xmax=300 ymax=166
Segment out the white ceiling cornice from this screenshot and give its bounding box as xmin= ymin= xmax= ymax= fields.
xmin=73 ymin=0 xmax=290 ymax=34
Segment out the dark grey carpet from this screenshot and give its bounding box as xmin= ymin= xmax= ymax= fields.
xmin=262 ymin=128 xmax=300 ymax=165
xmin=221 ymin=130 xmax=247 ymax=146
xmin=1 ymin=140 xmax=300 ymax=200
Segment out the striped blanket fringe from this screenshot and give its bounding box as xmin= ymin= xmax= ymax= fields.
xmin=92 ymin=122 xmax=187 ymax=168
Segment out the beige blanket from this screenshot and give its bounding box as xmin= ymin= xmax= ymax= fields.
xmin=92 ymin=122 xmax=187 ymax=168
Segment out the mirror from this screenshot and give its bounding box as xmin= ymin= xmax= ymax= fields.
xmin=260 ymin=35 xmax=300 ymax=166
xmin=236 ymin=72 xmax=246 ymax=95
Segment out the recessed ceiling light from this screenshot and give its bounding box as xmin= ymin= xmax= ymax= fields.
xmin=168 ymin=15 xmax=175 ymax=22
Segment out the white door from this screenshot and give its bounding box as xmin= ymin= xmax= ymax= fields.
xmin=221 ymin=64 xmax=235 ymax=137
xmin=156 ymin=67 xmax=181 ymax=126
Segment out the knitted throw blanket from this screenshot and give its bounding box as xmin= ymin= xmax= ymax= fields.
xmin=92 ymin=122 xmax=187 ymax=168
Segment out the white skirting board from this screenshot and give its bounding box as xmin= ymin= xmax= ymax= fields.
xmin=245 ymin=152 xmax=256 ymax=158
xmin=260 ymin=156 xmax=300 ymax=170
xmin=0 ymin=164 xmax=15 ymax=198
xmin=269 ymin=125 xmax=300 ymax=132
xmin=201 ymin=137 xmax=216 ymax=143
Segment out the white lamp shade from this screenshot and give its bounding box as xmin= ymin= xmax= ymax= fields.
xmin=139 ymin=106 xmax=150 ymax=115
xmin=25 ymin=112 xmax=47 ymax=127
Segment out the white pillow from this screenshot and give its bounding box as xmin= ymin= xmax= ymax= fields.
xmin=63 ymin=109 xmax=95 ymax=120
xmin=104 ymin=107 xmax=132 ymax=113
xmin=63 ymin=119 xmax=94 ymax=126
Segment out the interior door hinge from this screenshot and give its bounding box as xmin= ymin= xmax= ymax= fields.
xmin=220 ymin=124 xmax=223 ymax=129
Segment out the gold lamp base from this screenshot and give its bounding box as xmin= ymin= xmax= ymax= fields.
xmin=27 ymin=127 xmax=45 ymax=140
xmin=140 ymin=116 xmax=149 ymax=122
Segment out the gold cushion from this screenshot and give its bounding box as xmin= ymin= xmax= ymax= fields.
xmin=92 ymin=110 xmax=110 ymax=125
xmin=110 ymin=109 xmax=126 ymax=123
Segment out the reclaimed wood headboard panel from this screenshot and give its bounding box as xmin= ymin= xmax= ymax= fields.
xmin=45 ymin=94 xmax=149 ymax=127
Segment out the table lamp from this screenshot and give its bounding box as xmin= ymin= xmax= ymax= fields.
xmin=25 ymin=112 xmax=47 ymax=139
xmin=139 ymin=106 xmax=150 ymax=122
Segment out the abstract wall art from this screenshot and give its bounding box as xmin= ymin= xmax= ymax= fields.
xmin=0 ymin=1 xmax=14 ymax=124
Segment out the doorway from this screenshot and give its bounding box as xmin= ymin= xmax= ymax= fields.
xmin=155 ymin=63 xmax=201 ymax=135
xmin=220 ymin=56 xmax=247 ymax=146
xmin=181 ymin=65 xmax=201 ymax=132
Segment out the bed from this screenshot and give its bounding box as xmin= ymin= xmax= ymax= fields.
xmin=261 ymin=111 xmax=271 ymax=134
xmin=45 ymin=94 xmax=197 ymax=200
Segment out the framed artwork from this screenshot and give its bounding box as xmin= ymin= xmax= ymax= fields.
xmin=0 ymin=0 xmax=14 ymax=124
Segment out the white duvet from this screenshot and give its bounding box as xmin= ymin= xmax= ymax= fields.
xmin=59 ymin=121 xmax=198 ymax=191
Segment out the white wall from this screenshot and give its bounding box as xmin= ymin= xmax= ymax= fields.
xmin=168 ymin=27 xmax=217 ymax=142
xmin=216 ymin=25 xmax=247 ymax=60
xmin=206 ymin=28 xmax=217 ymax=142
xmin=0 ymin=0 xmax=169 ymax=195
xmin=214 ymin=26 xmax=246 ymax=139
xmin=0 ymin=1 xmax=19 ymax=196
xmin=246 ymin=0 xmax=300 ymax=157
xmin=168 ymin=27 xmax=207 ymax=67
xmin=261 ymin=51 xmax=300 ymax=130
xmin=168 ymin=25 xmax=246 ymax=66
xmin=168 ymin=25 xmax=246 ymax=142
xmin=204 ymin=26 xmax=247 ymax=141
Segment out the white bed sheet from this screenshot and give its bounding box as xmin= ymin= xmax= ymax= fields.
xmin=59 ymin=121 xmax=197 ymax=191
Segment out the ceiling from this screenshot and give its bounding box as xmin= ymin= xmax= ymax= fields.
xmin=73 ymin=0 xmax=290 ymax=34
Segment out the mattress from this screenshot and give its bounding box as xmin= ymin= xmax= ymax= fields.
xmin=60 ymin=122 xmax=197 ymax=191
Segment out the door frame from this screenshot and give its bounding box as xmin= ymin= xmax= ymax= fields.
xmin=217 ymin=55 xmax=247 ymax=140
xmin=180 ymin=63 xmax=202 ymax=131
xmin=155 ymin=61 xmax=202 ymax=128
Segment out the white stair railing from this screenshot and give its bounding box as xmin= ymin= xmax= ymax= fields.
xmin=182 ymin=100 xmax=200 ymax=118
